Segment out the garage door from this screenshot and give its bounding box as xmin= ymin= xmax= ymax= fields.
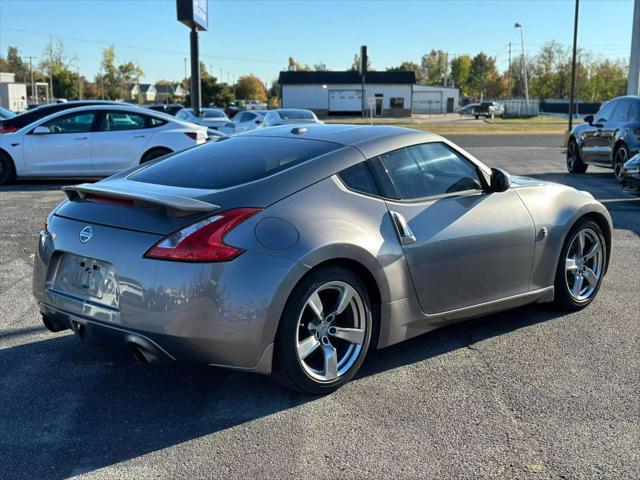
xmin=329 ymin=90 xmax=362 ymax=112
xmin=413 ymin=91 xmax=442 ymax=114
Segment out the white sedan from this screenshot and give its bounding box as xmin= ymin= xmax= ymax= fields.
xmin=232 ymin=109 xmax=267 ymax=133
xmin=0 ymin=105 xmax=207 ymax=184
xmin=175 ymin=108 xmax=235 ymax=136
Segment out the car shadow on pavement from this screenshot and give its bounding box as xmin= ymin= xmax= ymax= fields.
xmin=1 ymin=303 xmax=566 ymax=480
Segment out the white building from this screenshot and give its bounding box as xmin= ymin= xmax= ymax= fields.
xmin=412 ymin=84 xmax=459 ymax=114
xmin=279 ymin=71 xmax=415 ymax=116
xmin=0 ymin=72 xmax=28 ymax=112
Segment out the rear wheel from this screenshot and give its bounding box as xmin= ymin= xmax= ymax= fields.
xmin=554 ymin=219 xmax=606 ymax=310
xmin=0 ymin=152 xmax=15 ymax=185
xmin=613 ymin=144 xmax=628 ymax=182
xmin=140 ymin=148 xmax=172 ymax=163
xmin=273 ymin=267 xmax=372 ymax=394
xmin=566 ymin=138 xmax=588 ymax=173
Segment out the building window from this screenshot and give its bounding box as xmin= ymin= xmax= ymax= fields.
xmin=390 ymin=97 xmax=404 ymax=109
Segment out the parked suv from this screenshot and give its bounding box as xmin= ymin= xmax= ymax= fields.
xmin=473 ymin=101 xmax=504 ymax=119
xmin=566 ymin=95 xmax=640 ymax=181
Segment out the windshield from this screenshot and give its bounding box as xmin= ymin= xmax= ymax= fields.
xmin=200 ymin=109 xmax=226 ymax=119
xmin=278 ymin=110 xmax=315 ymax=120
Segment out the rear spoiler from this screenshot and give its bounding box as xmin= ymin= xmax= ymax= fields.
xmin=62 ymin=181 xmax=220 ymax=216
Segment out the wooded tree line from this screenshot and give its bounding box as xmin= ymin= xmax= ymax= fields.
xmin=0 ymin=43 xmax=269 ymax=105
xmin=386 ymin=42 xmax=628 ymax=102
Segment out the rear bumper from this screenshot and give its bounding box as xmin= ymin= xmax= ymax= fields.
xmin=33 ymin=215 xmax=309 ymax=373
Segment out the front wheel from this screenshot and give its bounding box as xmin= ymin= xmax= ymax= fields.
xmin=273 ymin=267 xmax=373 ymax=394
xmin=0 ymin=153 xmax=15 ymax=185
xmin=554 ymin=219 xmax=607 ymax=310
xmin=613 ymin=144 xmax=628 ymax=182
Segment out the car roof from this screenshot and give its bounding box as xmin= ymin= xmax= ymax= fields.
xmin=243 ymin=124 xmax=448 ymax=159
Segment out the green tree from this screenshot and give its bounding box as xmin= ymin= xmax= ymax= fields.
xmin=1 ymin=46 xmax=30 ymax=83
xmin=96 ymin=46 xmax=143 ymax=100
xmin=235 ymin=74 xmax=267 ymax=102
xmin=450 ymin=55 xmax=472 ymax=96
xmin=387 ymin=61 xmax=422 ymax=83
xmin=349 ymin=53 xmax=372 ymax=72
xmin=421 ymin=50 xmax=448 ymax=85
xmin=287 ymin=57 xmax=309 ymax=71
xmin=469 ymin=52 xmax=499 ymax=99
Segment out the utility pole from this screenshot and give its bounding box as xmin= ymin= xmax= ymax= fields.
xmin=77 ymin=67 xmax=81 ymax=100
xmin=26 ymin=56 xmax=36 ymax=104
xmin=184 ymin=57 xmax=188 ymax=85
xmin=100 ymin=67 xmax=104 ymax=99
xmin=568 ymin=0 xmax=580 ymax=132
xmin=628 ymin=0 xmax=640 ymax=95
xmin=49 ymin=65 xmax=54 ymax=101
xmin=514 ymin=22 xmax=529 ymax=114
xmin=507 ymin=42 xmax=512 ymax=95
xmin=444 ymin=52 xmax=449 ymax=87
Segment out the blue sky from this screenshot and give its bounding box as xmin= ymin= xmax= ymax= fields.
xmin=0 ymin=0 xmax=635 ymax=85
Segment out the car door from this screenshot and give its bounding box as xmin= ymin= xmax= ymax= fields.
xmin=605 ymin=99 xmax=631 ymax=164
xmin=581 ymin=100 xmax=619 ymax=164
xmin=370 ymin=142 xmax=535 ymax=314
xmin=22 ymin=110 xmax=97 ymax=176
xmin=91 ymin=110 xmax=154 ymax=175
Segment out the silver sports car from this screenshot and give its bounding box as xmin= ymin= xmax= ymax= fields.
xmin=33 ymin=125 xmax=612 ymax=394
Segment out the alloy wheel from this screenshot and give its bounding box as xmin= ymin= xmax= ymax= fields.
xmin=567 ymin=142 xmax=577 ymax=169
xmin=295 ymin=281 xmax=367 ymax=382
xmin=614 ymin=148 xmax=627 ymax=181
xmin=565 ymin=227 xmax=604 ymax=302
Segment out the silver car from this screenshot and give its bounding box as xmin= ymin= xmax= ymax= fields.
xmin=33 ymin=125 xmax=612 ymax=394
xmin=261 ymin=109 xmax=323 ymax=128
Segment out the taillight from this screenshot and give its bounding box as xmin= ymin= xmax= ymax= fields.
xmin=145 ymin=208 xmax=261 ymax=262
xmin=0 ymin=124 xmax=17 ymax=134
xmin=184 ymin=132 xmax=198 ymax=140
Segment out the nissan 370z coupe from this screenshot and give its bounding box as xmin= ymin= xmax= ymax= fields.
xmin=34 ymin=125 xmax=612 ymax=394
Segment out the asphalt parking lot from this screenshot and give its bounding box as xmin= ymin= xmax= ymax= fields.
xmin=1 ymin=134 xmax=638 ymax=479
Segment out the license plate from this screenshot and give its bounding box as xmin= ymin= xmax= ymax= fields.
xmin=52 ymin=254 xmax=119 ymax=308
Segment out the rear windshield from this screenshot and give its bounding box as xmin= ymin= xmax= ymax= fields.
xmin=279 ymin=110 xmax=315 ymax=120
xmin=200 ymin=109 xmax=226 ymax=118
xmin=129 ymin=136 xmax=339 ymax=189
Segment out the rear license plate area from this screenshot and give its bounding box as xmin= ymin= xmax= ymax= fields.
xmin=52 ymin=253 xmax=119 ymax=309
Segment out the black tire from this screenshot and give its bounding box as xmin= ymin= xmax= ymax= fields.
xmin=474 ymin=115 xmax=479 ymax=120
xmin=0 ymin=152 xmax=15 ymax=185
xmin=566 ymin=138 xmax=588 ymax=174
xmin=613 ymin=144 xmax=628 ymax=182
xmin=140 ymin=148 xmax=172 ymax=163
xmin=273 ymin=266 xmax=373 ymax=395
xmin=554 ymin=219 xmax=607 ymax=310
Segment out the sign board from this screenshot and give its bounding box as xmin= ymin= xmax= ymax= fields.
xmin=177 ymin=0 xmax=208 ymax=31
xmin=366 ymin=96 xmax=376 ymax=107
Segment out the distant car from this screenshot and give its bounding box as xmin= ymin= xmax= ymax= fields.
xmin=261 ymin=109 xmax=323 ymax=128
xmin=175 ymin=108 xmax=235 ymax=135
xmin=0 ymin=107 xmax=16 ymax=119
xmin=0 ymin=104 xmax=207 ymax=184
xmin=473 ymin=102 xmax=504 ymax=119
xmin=567 ymin=95 xmax=640 ymax=181
xmin=0 ymin=100 xmax=130 ymax=135
xmin=620 ymin=153 xmax=640 ymax=195
xmin=233 ymin=110 xmax=267 ymax=133
xmin=459 ymin=103 xmax=479 ymax=115
xmin=147 ymin=104 xmax=184 ymax=116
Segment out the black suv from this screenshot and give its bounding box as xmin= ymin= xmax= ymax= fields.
xmin=567 ymin=95 xmax=640 ymax=181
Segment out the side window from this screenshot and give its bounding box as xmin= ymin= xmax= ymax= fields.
xmin=338 ymin=162 xmax=379 ymax=196
xmin=235 ymin=113 xmax=247 ymax=123
xmin=43 ymin=111 xmax=96 ymax=134
xmin=148 ymin=116 xmax=167 ymax=128
xmin=611 ymin=100 xmax=630 ymax=123
xmin=596 ymin=101 xmax=618 ymax=124
xmin=378 ymin=142 xmax=483 ymax=200
xmin=175 ymin=110 xmax=187 ymax=120
xmin=104 ymin=111 xmax=147 ymax=131
xmin=628 ymin=101 xmax=640 ymax=121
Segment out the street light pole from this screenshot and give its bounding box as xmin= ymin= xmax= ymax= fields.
xmin=514 ymin=22 xmax=529 ymax=113
xmin=628 ymin=0 xmax=640 ymax=95
xmin=568 ymin=0 xmax=580 ymax=132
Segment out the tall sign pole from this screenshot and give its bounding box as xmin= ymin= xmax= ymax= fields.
xmin=177 ymin=0 xmax=208 ymax=116
xmin=628 ymin=0 xmax=640 ymax=95
xmin=568 ymin=0 xmax=580 ymax=133
xmin=360 ymin=45 xmax=367 ymax=119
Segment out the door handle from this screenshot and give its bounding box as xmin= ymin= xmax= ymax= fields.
xmin=133 ymin=134 xmax=146 ymax=138
xmin=74 ymin=136 xmax=88 ymax=140
xmin=389 ymin=211 xmax=416 ymax=245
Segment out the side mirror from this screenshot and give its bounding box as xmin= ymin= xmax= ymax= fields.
xmin=33 ymin=126 xmax=51 ymax=135
xmin=255 ymin=119 xmax=262 ymax=124
xmin=490 ymin=167 xmax=511 ymax=193
xmin=584 ymin=114 xmax=594 ymax=126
